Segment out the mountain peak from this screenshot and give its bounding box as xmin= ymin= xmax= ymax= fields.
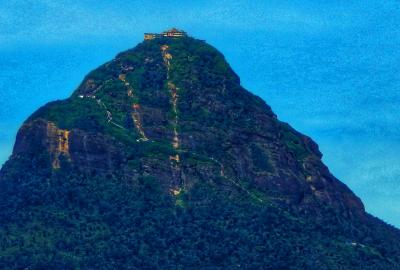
xmin=144 ymin=28 xmax=187 ymax=40
xmin=1 ymin=33 xmax=400 ymax=269
xmin=6 ymin=35 xmax=365 ymax=216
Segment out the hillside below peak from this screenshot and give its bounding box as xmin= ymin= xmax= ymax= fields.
xmin=1 ymin=33 xmax=399 ymax=269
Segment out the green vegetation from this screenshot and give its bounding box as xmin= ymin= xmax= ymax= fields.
xmin=1 ymin=35 xmax=399 ymax=269
xmin=0 ymin=168 xmax=397 ymax=269
xmin=28 ymin=98 xmax=107 ymax=133
xmin=280 ymin=122 xmax=312 ymax=161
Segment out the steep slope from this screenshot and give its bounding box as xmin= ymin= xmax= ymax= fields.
xmin=0 ymin=35 xmax=399 ymax=269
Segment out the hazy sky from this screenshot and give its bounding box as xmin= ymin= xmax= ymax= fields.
xmin=0 ymin=0 xmax=399 ymax=226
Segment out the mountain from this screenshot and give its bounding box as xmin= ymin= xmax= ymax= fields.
xmin=1 ymin=30 xmax=399 ymax=269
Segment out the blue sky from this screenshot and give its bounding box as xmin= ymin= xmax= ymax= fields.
xmin=0 ymin=0 xmax=399 ymax=226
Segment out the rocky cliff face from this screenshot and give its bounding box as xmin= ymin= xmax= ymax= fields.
xmin=0 ymin=35 xmax=399 ymax=269
xmin=7 ymin=37 xmax=364 ymax=216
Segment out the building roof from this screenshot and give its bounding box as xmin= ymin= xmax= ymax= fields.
xmin=144 ymin=28 xmax=187 ymax=40
xmin=163 ymin=28 xmax=186 ymax=33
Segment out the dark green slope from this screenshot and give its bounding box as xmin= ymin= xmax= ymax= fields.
xmin=0 ymin=35 xmax=399 ymax=269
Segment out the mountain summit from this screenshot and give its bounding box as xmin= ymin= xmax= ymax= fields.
xmin=0 ymin=31 xmax=399 ymax=269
